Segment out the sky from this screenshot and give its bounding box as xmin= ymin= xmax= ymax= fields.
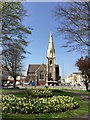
xmin=22 ymin=2 xmax=82 ymax=78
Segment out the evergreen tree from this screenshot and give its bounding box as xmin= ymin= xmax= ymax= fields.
xmin=2 ymin=2 xmax=31 ymax=54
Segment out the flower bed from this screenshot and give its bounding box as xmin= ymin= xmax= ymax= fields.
xmin=2 ymin=94 xmax=79 ymax=114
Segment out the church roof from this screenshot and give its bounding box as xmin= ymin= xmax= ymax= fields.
xmin=27 ymin=64 xmax=59 ymax=73
xmin=27 ymin=64 xmax=46 ymax=73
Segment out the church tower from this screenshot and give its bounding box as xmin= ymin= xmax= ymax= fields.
xmin=46 ymin=32 xmax=56 ymax=86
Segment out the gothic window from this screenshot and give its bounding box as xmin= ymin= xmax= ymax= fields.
xmin=50 ymin=73 xmax=52 ymax=78
xmin=40 ymin=71 xmax=44 ymax=79
xmin=50 ymin=60 xmax=52 ymax=65
xmin=50 ymin=50 xmax=52 ymax=53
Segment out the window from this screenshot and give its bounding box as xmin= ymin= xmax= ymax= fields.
xmin=50 ymin=73 xmax=52 ymax=78
xmin=50 ymin=60 xmax=52 ymax=65
xmin=40 ymin=71 xmax=44 ymax=79
xmin=50 ymin=50 xmax=52 ymax=54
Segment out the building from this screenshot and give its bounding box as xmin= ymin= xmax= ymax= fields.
xmin=71 ymin=72 xmax=84 ymax=85
xmin=65 ymin=72 xmax=84 ymax=85
xmin=8 ymin=75 xmax=26 ymax=83
xmin=27 ymin=32 xmax=60 ymax=86
xmin=1 ymin=65 xmax=26 ymax=86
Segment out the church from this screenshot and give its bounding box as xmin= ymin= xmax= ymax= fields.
xmin=27 ymin=32 xmax=60 ymax=86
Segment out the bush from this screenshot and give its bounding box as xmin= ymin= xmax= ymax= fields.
xmin=1 ymin=94 xmax=80 ymax=114
xmin=25 ymin=89 xmax=53 ymax=98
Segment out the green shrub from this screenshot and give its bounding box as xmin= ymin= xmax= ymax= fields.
xmin=1 ymin=94 xmax=80 ymax=114
xmin=25 ymin=89 xmax=53 ymax=98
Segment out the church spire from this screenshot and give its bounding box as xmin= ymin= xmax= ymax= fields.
xmin=46 ymin=32 xmax=56 ymax=86
xmin=47 ymin=32 xmax=55 ymax=58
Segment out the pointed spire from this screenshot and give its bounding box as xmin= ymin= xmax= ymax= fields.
xmin=49 ymin=32 xmax=53 ymax=46
xmin=47 ymin=32 xmax=55 ymax=58
xmin=50 ymin=32 xmax=53 ymax=41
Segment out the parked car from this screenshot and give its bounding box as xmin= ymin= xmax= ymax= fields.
xmin=23 ymin=82 xmax=30 ymax=85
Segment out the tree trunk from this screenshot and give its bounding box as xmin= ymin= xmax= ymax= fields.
xmin=13 ymin=77 xmax=16 ymax=88
xmin=85 ymin=83 xmax=88 ymax=91
xmin=84 ymin=80 xmax=88 ymax=91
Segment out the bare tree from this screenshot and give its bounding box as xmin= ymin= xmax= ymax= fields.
xmin=54 ymin=2 xmax=90 ymax=53
xmin=3 ymin=46 xmax=25 ymax=88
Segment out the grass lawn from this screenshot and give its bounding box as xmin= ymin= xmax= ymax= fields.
xmin=0 ymin=88 xmax=25 ymax=95
xmin=0 ymin=89 xmax=11 ymax=94
xmin=60 ymin=88 xmax=90 ymax=95
xmin=1 ymin=88 xmax=90 ymax=120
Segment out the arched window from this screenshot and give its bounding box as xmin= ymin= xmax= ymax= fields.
xmin=40 ymin=71 xmax=44 ymax=79
xmin=50 ymin=50 xmax=52 ymax=54
xmin=50 ymin=72 xmax=52 ymax=78
xmin=50 ymin=60 xmax=52 ymax=65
